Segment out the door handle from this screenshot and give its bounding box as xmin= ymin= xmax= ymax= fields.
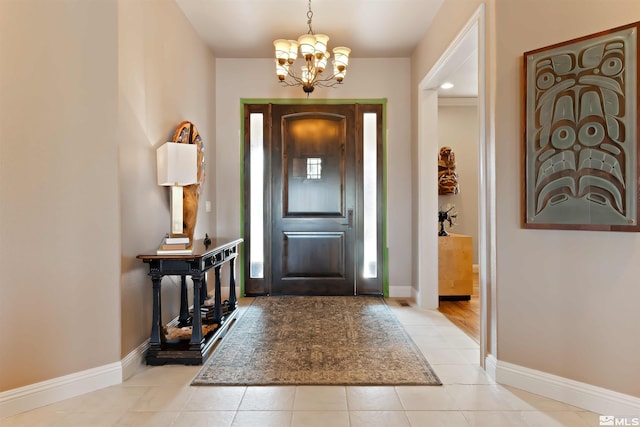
xmin=340 ymin=209 xmax=353 ymax=228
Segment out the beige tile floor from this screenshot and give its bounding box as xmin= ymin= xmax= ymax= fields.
xmin=1 ymin=298 xmax=601 ymax=426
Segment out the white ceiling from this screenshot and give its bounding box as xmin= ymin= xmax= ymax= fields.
xmin=175 ymin=0 xmax=477 ymax=97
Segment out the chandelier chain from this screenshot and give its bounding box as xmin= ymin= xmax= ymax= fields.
xmin=306 ymin=0 xmax=314 ymax=34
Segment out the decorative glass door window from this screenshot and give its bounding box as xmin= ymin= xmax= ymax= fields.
xmin=306 ymin=157 xmax=322 ymax=180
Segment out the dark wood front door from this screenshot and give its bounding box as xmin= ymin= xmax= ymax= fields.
xmin=243 ymin=102 xmax=383 ymax=297
xmin=271 ymin=104 xmax=356 ymax=295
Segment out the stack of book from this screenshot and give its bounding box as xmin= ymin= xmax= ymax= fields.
xmin=156 ymin=236 xmax=192 ymax=255
xmin=190 ymin=305 xmax=216 ymax=323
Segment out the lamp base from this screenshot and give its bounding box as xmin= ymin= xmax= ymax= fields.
xmin=170 ymin=185 xmax=184 ymax=236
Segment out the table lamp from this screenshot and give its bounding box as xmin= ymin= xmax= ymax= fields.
xmin=156 ymin=142 xmax=197 ymax=239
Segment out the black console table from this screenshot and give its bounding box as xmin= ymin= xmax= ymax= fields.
xmin=137 ymin=237 xmax=243 ymax=365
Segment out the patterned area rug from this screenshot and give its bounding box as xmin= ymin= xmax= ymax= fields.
xmin=192 ymin=296 xmax=441 ymax=386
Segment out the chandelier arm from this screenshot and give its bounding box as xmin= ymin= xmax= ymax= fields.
xmin=284 ymin=67 xmax=305 ymax=85
xmin=278 ymin=80 xmax=341 ymax=89
xmin=313 ymin=73 xmax=342 ymax=84
xmin=310 ymin=80 xmax=342 ymax=88
xmin=280 ymin=64 xmax=343 ymax=88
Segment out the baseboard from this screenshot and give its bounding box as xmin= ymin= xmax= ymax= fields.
xmin=484 ymin=353 xmax=497 ymax=380
xmin=0 ymin=362 xmax=122 ymax=420
xmin=496 ymin=359 xmax=640 ymax=415
xmin=409 ymin=287 xmax=423 ymax=308
xmin=0 ymin=339 xmax=151 ymax=420
xmin=121 ymin=340 xmax=149 ymax=382
xmin=389 ymin=285 xmax=413 ymax=298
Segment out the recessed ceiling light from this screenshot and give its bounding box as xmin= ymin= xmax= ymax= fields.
xmin=440 ymin=82 xmax=454 ymax=89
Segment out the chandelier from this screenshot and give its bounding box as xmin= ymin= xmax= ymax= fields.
xmin=273 ymin=0 xmax=351 ymax=95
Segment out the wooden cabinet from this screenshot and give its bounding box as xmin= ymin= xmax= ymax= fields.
xmin=438 ymin=233 xmax=472 ymax=300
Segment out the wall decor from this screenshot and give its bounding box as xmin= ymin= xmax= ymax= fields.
xmin=438 ymin=146 xmax=459 ymax=195
xmin=172 ymin=121 xmax=206 ymax=242
xmin=523 ymin=21 xmax=639 ymax=231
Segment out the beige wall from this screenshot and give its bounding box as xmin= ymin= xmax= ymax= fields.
xmin=438 ymin=103 xmax=479 ymax=263
xmin=413 ymin=0 xmax=640 ymax=398
xmin=494 ymin=0 xmax=640 ymax=398
xmin=214 ymin=58 xmax=414 ymax=293
xmin=118 ymin=0 xmax=217 ymax=359
xmin=0 ymin=0 xmax=120 ymax=391
xmin=0 ymin=0 xmax=216 ymax=393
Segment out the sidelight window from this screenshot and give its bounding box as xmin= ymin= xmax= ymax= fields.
xmin=249 ymin=113 xmax=264 ymax=278
xmin=363 ymin=112 xmax=377 ymax=278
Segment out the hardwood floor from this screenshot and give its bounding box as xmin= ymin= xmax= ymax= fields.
xmin=438 ymin=272 xmax=480 ymax=343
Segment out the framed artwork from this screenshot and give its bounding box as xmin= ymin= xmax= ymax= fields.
xmin=523 ymin=21 xmax=640 ymax=231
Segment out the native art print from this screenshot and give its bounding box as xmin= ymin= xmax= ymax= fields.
xmin=524 ymin=22 xmax=639 ymax=231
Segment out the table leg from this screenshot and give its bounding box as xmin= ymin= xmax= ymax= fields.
xmin=178 ymin=275 xmax=189 ymax=326
xmin=150 ymin=274 xmax=164 ymax=345
xmin=228 ymin=257 xmax=237 ymax=308
xmin=213 ymin=265 xmax=222 ymax=323
xmin=189 ymin=273 xmax=204 ymax=348
xmin=201 ymin=273 xmax=208 ymax=305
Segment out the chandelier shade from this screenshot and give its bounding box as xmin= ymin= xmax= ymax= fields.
xmin=273 ymin=0 xmax=351 ymax=95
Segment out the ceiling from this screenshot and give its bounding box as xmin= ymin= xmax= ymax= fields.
xmin=175 ymin=0 xmax=477 ymax=97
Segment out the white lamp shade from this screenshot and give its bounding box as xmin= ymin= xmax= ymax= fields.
xmin=298 ymin=34 xmax=316 ymax=59
xmin=156 ymin=142 xmax=197 ymax=186
xmin=313 ymin=34 xmax=329 ymax=58
xmin=287 ymin=40 xmax=299 ymax=63
xmin=275 ymin=60 xmax=289 ymax=80
xmin=273 ymin=39 xmax=290 ymax=64
xmin=332 ymin=46 xmax=351 ymax=71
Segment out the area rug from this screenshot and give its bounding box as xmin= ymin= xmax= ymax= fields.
xmin=191 ymin=296 xmax=441 ymax=386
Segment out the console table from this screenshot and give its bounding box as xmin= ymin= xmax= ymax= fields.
xmin=438 ymin=233 xmax=473 ymax=300
xmin=137 ymin=237 xmax=243 ymax=365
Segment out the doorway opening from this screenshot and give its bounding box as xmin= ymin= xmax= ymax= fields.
xmin=417 ymin=5 xmax=494 ymax=368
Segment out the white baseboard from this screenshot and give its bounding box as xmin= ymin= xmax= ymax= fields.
xmin=389 ymin=285 xmax=413 ymax=298
xmin=0 ymin=340 xmax=151 ymax=420
xmin=496 ymin=359 xmax=640 ymax=415
xmin=485 ymin=353 xmax=497 ymax=381
xmin=0 ymin=362 xmax=122 ymax=420
xmin=411 ymin=287 xmax=421 ymax=306
xmin=121 ymin=340 xmax=149 ymax=382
